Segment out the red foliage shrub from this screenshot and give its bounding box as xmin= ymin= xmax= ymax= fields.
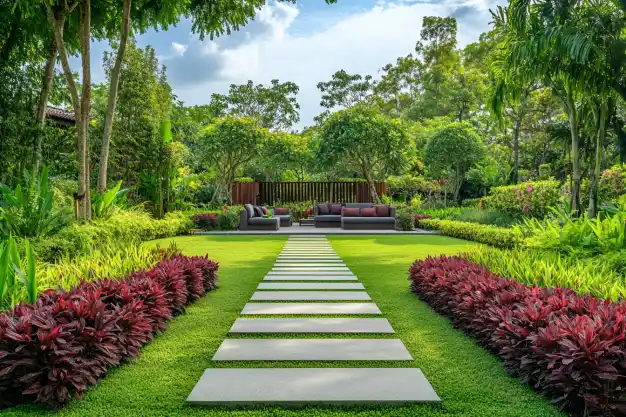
xmin=409 ymin=256 xmax=626 ymax=416
xmin=191 ymin=213 xmax=217 ymax=230
xmin=0 ymin=256 xmax=218 ymax=409
xmin=412 ymin=213 xmax=432 ymax=227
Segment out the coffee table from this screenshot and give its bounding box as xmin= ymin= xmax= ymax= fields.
xmin=299 ymin=218 xmax=315 ymax=226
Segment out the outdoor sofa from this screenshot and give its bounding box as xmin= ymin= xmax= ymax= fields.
xmin=313 ymin=203 xmax=344 ymax=228
xmin=239 ymin=204 xmax=279 ymax=231
xmin=340 ymin=203 xmax=396 ymax=230
xmin=271 ymin=207 xmax=292 ymax=227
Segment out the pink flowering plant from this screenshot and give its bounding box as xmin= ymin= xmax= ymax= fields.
xmin=599 ymin=164 xmax=626 ymax=203
xmin=489 ymin=180 xmax=561 ymax=218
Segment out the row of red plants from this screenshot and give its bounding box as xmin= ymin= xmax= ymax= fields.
xmin=410 ymin=256 xmax=626 ymax=416
xmin=0 ymin=254 xmax=219 ymax=409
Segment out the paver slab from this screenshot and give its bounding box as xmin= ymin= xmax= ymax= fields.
xmin=187 ymin=368 xmax=440 ymax=405
xmin=257 ymin=282 xmax=364 ymax=290
xmin=275 ymin=260 xmax=343 ymax=263
xmin=229 ymin=318 xmax=393 ymax=333
xmin=274 ymin=263 xmax=346 ymax=267
xmin=241 ymin=302 xmax=381 ymax=315
xmin=263 ymin=275 xmax=357 ymax=281
xmin=250 ymin=291 xmax=370 ymax=301
xmin=271 ymin=267 xmax=349 ymax=271
xmin=266 ymin=271 xmax=354 ymax=276
xmin=212 ymin=339 xmax=412 ymax=361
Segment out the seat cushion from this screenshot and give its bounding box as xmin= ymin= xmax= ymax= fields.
xmin=341 ymin=217 xmax=395 ymax=224
xmin=249 ymin=217 xmax=278 ymax=225
xmin=345 ymin=203 xmax=372 ymax=209
xmin=330 ymin=204 xmax=342 ymax=215
xmin=314 ymin=215 xmax=342 ymax=222
xmin=373 ymin=204 xmax=390 ymax=217
xmin=361 ymin=207 xmax=377 ymax=217
xmin=276 ymin=215 xmax=291 ymax=220
xmin=342 ymin=207 xmax=360 ymax=217
xmin=317 ymin=204 xmax=330 ymax=215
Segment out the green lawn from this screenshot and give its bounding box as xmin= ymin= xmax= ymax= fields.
xmin=1 ymin=235 xmax=564 ymax=417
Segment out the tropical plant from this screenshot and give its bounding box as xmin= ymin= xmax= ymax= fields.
xmin=216 ymin=206 xmax=240 ymax=230
xmin=395 ymin=207 xmax=415 ymax=231
xmin=92 ymin=180 xmax=129 ymax=218
xmin=0 ymin=236 xmax=36 ymax=309
xmin=489 ymin=180 xmax=561 ymax=218
xmin=0 ymin=166 xmax=71 ymax=238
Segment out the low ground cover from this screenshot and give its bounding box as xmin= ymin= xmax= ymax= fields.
xmin=0 ymin=235 xmax=563 ymax=417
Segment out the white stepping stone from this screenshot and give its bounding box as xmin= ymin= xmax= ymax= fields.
xmin=274 ymin=264 xmax=346 ymax=267
xmin=250 ymin=291 xmax=370 ymax=301
xmin=278 ymin=255 xmax=341 ymax=259
xmin=267 ymin=271 xmax=354 ymax=276
xmin=229 ymin=318 xmax=393 ymax=333
xmin=275 ymin=260 xmax=343 ymax=263
xmin=264 ymin=275 xmax=357 ymax=281
xmin=212 ymin=339 xmax=412 ymax=361
xmin=241 ymin=302 xmax=381 ymax=315
xmin=271 ymin=267 xmax=349 ymax=271
xmin=187 ymin=368 xmax=440 ymax=405
xmin=258 ymin=283 xmax=364 ymax=290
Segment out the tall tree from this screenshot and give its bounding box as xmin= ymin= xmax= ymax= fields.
xmin=209 ymin=79 xmax=300 ymax=131
xmin=317 ymin=70 xmax=375 ymax=109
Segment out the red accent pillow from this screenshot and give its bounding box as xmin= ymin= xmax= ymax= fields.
xmin=374 ymin=204 xmax=390 ymax=217
xmin=361 ymin=207 xmax=377 ymax=217
xmin=261 ymin=206 xmax=268 ymax=215
xmin=317 ymin=204 xmax=329 ymax=215
xmin=342 ymin=208 xmax=359 ymax=217
xmin=274 ymin=208 xmax=289 ymax=215
xmin=331 ymin=204 xmax=342 ymax=215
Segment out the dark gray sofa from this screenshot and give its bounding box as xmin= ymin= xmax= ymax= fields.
xmin=340 ymin=203 xmax=396 ymax=230
xmin=314 ymin=203 xmax=343 ymax=228
xmin=239 ymin=204 xmax=279 ymax=231
xmin=271 ymin=208 xmax=292 ymax=227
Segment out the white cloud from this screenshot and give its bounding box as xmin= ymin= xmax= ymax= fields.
xmin=171 ymin=0 xmax=501 ymax=129
xmin=171 ymin=42 xmax=188 ymax=56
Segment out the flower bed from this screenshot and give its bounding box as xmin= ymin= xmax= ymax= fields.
xmin=0 ymin=255 xmax=218 ymax=409
xmin=409 ymin=255 xmax=626 ymax=416
xmin=489 ymin=180 xmax=561 ymax=218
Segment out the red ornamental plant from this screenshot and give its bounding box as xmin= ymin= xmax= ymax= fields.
xmin=191 ymin=213 xmax=217 ymax=230
xmin=409 ymin=256 xmax=626 ymax=416
xmin=0 ymin=256 xmax=218 ymax=409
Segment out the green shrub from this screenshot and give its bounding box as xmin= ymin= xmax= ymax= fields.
xmin=32 ymin=209 xmax=191 ymax=262
xmin=598 ymin=164 xmax=626 ymax=203
xmin=419 ymin=218 xmax=522 ymax=248
xmin=216 ymin=206 xmax=240 ymax=230
xmin=463 ymin=245 xmax=626 ymax=301
xmin=421 ymin=207 xmax=464 ymax=220
xmin=454 ymin=208 xmax=517 ymax=227
xmin=271 ymin=201 xmax=314 ymax=222
xmin=395 ymin=208 xmax=414 ymax=231
xmin=0 ymin=236 xmax=37 ymax=310
xmin=489 ymin=180 xmax=561 ymax=218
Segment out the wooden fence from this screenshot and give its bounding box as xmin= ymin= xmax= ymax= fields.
xmin=231 ymin=182 xmax=387 ymax=205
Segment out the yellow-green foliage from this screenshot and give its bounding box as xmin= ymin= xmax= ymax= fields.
xmin=489 ymin=180 xmax=561 ymax=218
xmin=33 ymin=210 xmax=191 ymax=262
xmin=420 ymin=218 xmax=522 ymax=248
xmin=38 ymin=243 xmax=176 ymax=293
xmin=464 ymin=245 xmax=626 ymax=301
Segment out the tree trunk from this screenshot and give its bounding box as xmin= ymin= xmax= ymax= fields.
xmin=512 ymin=118 xmax=521 ymax=184
xmin=565 ymin=86 xmax=582 ymax=216
xmin=79 ymin=0 xmax=92 ymax=220
xmin=33 ymin=37 xmax=57 ymax=176
xmin=97 ymin=0 xmax=132 ymax=192
xmin=362 ymin=169 xmax=380 ymax=203
xmin=588 ymin=103 xmax=607 ymax=218
xmin=454 ymin=166 xmax=462 ymax=202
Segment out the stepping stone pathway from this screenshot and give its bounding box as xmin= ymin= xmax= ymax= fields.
xmin=188 ymin=236 xmax=440 ymax=406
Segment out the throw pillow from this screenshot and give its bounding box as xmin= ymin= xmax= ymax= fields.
xmin=317 ymin=204 xmax=329 ymax=215
xmin=261 ymin=206 xmax=268 ymax=215
xmin=330 ymin=204 xmax=342 ymax=215
xmin=244 ymin=203 xmax=255 ymax=218
xmin=361 ymin=207 xmax=377 ymax=217
xmin=274 ymin=207 xmax=289 ymax=215
xmin=373 ymin=204 xmax=390 ymax=217
xmin=253 ymin=206 xmax=264 ymax=217
xmin=342 ymin=207 xmax=360 ymax=217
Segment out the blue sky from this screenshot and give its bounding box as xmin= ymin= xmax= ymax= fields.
xmin=84 ymin=0 xmax=503 ymax=129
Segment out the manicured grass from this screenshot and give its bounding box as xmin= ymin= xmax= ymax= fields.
xmin=1 ymin=235 xmax=564 ymax=417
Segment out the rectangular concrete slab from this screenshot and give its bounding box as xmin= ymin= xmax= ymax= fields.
xmin=267 ymin=271 xmax=354 ymax=276
xmin=241 ymin=302 xmax=381 ymax=315
xmin=274 ymin=262 xmax=346 ymax=268
xmin=271 ymin=267 xmax=349 ymax=271
xmin=257 ymin=282 xmax=364 ymax=290
xmin=250 ymin=291 xmax=370 ymax=301
xmin=263 ymin=275 xmax=357 ymax=281
xmin=212 ymin=338 xmax=412 ymax=361
xmin=277 ymin=255 xmax=341 ymax=259
xmin=187 ymin=368 xmax=440 ymax=405
xmin=229 ymin=318 xmax=393 ymax=333
xmin=275 ymin=260 xmax=343 ymax=263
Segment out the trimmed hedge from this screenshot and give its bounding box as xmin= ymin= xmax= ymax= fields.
xmin=489 ymin=180 xmax=561 ymax=218
xmin=0 ymin=254 xmax=218 ymax=409
xmin=410 ymin=256 xmax=626 ymax=416
xmin=419 ymin=218 xmax=522 ymax=248
xmin=33 ymin=210 xmax=192 ymax=262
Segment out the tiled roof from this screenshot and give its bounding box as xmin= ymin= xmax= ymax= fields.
xmin=45 ymin=106 xmax=75 ymax=122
